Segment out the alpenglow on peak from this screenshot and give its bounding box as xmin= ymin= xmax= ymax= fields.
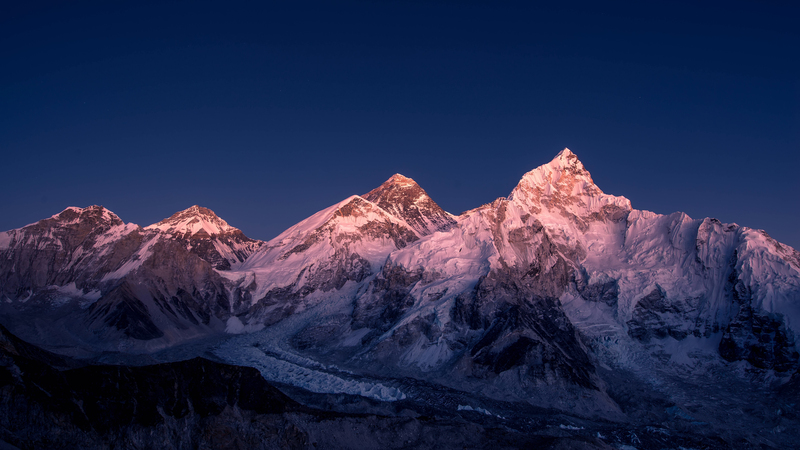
xmin=507 ymin=149 xmax=631 ymax=227
xmin=146 ymin=205 xmax=236 ymax=237
xmin=362 ymin=173 xmax=456 ymax=236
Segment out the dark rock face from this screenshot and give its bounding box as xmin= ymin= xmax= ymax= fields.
xmin=83 ymin=238 xmax=232 ymax=343
xmin=353 ymin=261 xmax=424 ymax=334
xmin=309 ymin=250 xmax=373 ymax=292
xmin=456 ymin=277 xmax=598 ymax=390
xmin=0 ymin=206 xmax=144 ymax=301
xmin=714 ymin=262 xmax=800 ymax=371
xmin=719 ymin=306 xmax=799 ymax=371
xmin=575 ymin=272 xmax=618 ymax=307
xmin=87 ymin=282 xmax=165 ymax=340
xmin=626 ymin=287 xmax=701 ymax=342
xmin=363 ymin=174 xmax=456 ymax=235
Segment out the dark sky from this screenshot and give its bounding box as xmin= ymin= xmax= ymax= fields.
xmin=2 ymin=1 xmax=799 ymax=248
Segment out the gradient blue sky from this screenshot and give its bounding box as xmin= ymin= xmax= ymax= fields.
xmin=2 ymin=1 xmax=798 ymax=248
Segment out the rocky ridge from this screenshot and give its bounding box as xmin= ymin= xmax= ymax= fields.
xmin=0 ymin=149 xmax=799 ymax=448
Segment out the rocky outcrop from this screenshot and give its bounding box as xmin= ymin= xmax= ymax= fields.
xmin=353 ymin=261 xmax=425 ymax=334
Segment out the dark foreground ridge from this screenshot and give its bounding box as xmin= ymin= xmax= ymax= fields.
xmin=0 ymin=324 xmax=623 ymax=450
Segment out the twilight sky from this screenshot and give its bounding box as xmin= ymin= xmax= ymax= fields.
xmin=2 ymin=1 xmax=798 ymax=248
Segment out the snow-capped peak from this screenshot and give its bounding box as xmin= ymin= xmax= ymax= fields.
xmin=512 ymin=148 xmax=593 ymax=196
xmin=553 ymin=147 xmax=582 ymax=167
xmin=146 ymin=205 xmax=235 ymax=238
xmin=51 ymin=205 xmax=124 ymax=227
xmin=508 ymin=149 xmax=631 ymax=225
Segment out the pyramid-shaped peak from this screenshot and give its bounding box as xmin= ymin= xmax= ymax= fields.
xmin=163 ymin=205 xmax=227 ymax=223
xmin=516 ymin=148 xmax=593 ymax=191
xmin=147 ymin=205 xmax=235 ymax=236
xmin=181 ymin=205 xmax=218 ymax=218
xmin=364 ymin=174 xmax=425 ymax=205
xmin=363 ymin=174 xmax=455 ymax=236
xmin=550 ymin=148 xmax=586 ymax=171
xmin=509 ymin=148 xmax=631 ymax=218
xmin=384 ymin=173 xmax=418 ymax=187
xmin=557 ymin=147 xmax=576 ymax=158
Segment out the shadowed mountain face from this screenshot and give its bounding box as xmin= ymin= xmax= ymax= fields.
xmin=0 ymin=150 xmax=799 ymax=448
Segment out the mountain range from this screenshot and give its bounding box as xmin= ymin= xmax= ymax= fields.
xmin=1 ymin=148 xmax=799 ymax=449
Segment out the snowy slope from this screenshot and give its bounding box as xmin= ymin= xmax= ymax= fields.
xmin=229 ymin=174 xmax=455 ymax=325
xmin=222 ymin=149 xmax=800 ymax=416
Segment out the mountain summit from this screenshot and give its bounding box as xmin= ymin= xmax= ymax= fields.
xmin=509 ymin=148 xmax=631 ymax=231
xmin=146 ymin=205 xmax=262 ymax=270
xmin=147 ymin=205 xmax=236 ymax=238
xmin=363 ymin=173 xmax=455 ymax=235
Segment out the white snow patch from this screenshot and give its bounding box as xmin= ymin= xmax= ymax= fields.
xmin=457 ymin=404 xmax=503 ymax=418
